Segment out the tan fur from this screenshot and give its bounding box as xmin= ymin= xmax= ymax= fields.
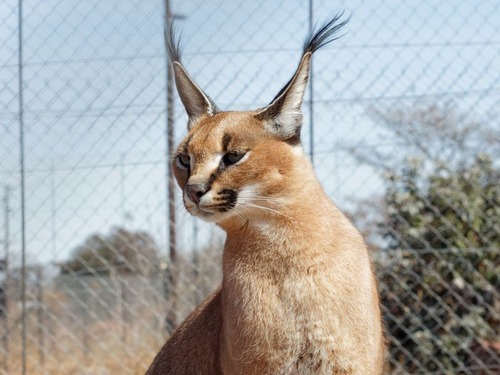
xmin=146 ymin=112 xmax=384 ymax=374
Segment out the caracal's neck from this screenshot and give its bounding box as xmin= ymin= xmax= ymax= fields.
xmin=219 ymin=154 xmax=346 ymax=264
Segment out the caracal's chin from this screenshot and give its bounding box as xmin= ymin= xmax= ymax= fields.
xmin=185 ymin=199 xmax=272 ymax=225
xmin=184 ymin=202 xmax=237 ymax=223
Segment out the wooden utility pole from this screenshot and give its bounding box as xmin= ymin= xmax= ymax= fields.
xmin=1 ymin=186 xmax=10 ymax=373
xmin=308 ymin=0 xmax=315 ymax=165
xmin=35 ymin=267 xmax=45 ymax=367
xmin=165 ymin=0 xmax=178 ymax=332
xmin=163 ymin=0 xmax=186 ymax=333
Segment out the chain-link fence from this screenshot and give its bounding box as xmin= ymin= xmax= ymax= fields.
xmin=1 ymin=0 xmax=499 ymax=374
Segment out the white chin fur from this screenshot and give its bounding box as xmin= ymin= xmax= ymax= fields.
xmin=185 ymin=203 xmax=233 ymax=223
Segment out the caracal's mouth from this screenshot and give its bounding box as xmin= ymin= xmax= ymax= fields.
xmin=184 ymin=190 xmax=238 ymax=223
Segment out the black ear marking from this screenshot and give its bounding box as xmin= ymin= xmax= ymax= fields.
xmin=255 ymin=12 xmax=349 ymax=141
xmin=165 ymin=22 xmax=220 ymax=129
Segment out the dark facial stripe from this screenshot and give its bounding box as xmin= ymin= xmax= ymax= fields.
xmin=206 ymin=151 xmax=229 ymax=190
xmin=222 ymin=133 xmax=232 ymax=152
xmin=207 ymin=172 xmax=218 ymax=188
xmin=181 ymin=134 xmax=193 ymax=154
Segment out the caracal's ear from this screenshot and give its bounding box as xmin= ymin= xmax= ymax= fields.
xmin=255 ymin=13 xmax=349 ymax=142
xmin=165 ymin=24 xmax=220 ymax=129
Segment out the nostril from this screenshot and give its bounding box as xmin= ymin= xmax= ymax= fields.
xmin=186 ymin=184 xmax=207 ymax=204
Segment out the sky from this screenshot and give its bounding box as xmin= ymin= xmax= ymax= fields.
xmin=0 ymin=0 xmax=499 ymax=268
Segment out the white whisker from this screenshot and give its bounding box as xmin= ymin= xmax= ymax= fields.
xmin=230 ymin=206 xmax=247 ymax=224
xmin=239 ymin=196 xmax=282 ymax=203
xmin=238 ymin=201 xmax=290 ymax=219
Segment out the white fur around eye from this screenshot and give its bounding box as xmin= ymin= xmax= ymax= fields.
xmin=206 ymin=154 xmax=223 ymax=171
xmin=233 ymin=151 xmax=251 ymax=166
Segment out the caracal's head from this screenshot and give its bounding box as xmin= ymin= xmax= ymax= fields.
xmin=168 ymin=14 xmax=348 ymax=225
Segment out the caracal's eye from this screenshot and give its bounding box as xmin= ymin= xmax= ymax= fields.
xmin=176 ymin=154 xmax=191 ymax=169
xmin=223 ymin=151 xmax=245 ymax=166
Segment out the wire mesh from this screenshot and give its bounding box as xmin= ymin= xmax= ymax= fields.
xmin=0 ymin=0 xmax=499 ymax=374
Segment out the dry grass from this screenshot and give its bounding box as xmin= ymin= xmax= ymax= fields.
xmin=3 ymin=248 xmax=223 ymax=375
xmin=5 ymin=320 xmax=166 ymax=375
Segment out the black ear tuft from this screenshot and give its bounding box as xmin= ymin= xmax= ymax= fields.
xmin=164 ymin=21 xmax=183 ymax=63
xmin=303 ymin=11 xmax=350 ymax=54
xmin=255 ymin=13 xmax=349 ymax=141
xmin=164 ymin=23 xmax=220 ymax=129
